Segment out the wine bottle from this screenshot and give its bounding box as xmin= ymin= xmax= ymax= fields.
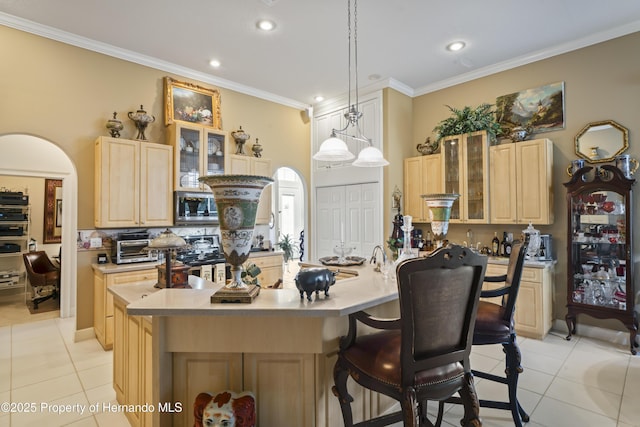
xmin=491 ymin=232 xmax=500 ymax=256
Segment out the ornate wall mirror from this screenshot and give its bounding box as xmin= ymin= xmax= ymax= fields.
xmin=575 ymin=120 xmax=629 ymax=163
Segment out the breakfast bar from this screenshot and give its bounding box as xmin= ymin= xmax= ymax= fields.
xmin=108 ymin=256 xmax=554 ymax=426
xmin=110 ymin=263 xmax=401 ymax=427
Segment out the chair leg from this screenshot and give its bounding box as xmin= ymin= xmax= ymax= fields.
xmin=332 ymin=360 xmax=355 ymax=427
xmin=459 ymin=372 xmax=482 ymax=427
xmin=503 ymin=334 xmax=529 ymax=426
xmin=401 ymin=387 xmax=418 ymax=427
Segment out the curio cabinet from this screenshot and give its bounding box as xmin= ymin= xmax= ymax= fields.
xmin=564 ymin=165 xmax=637 ymax=354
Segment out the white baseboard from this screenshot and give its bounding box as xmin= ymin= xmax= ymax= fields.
xmin=551 ymin=319 xmax=635 ymax=347
xmin=74 ymin=327 xmax=95 ymax=342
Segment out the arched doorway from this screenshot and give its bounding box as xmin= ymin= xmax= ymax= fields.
xmin=0 ymin=134 xmax=78 ymax=319
xmin=272 ymin=167 xmax=306 ymax=262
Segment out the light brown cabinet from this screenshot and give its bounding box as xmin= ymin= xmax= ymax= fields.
xmin=169 ymin=123 xmax=228 ymax=191
xmin=94 ymin=137 xmax=173 ymax=228
xmin=113 ymin=297 xmax=153 ymax=427
xmin=249 ymin=252 xmax=283 ymax=288
xmin=483 ymin=262 xmax=554 ymax=339
xmin=489 ymin=138 xmax=554 ymax=224
xmin=403 ymin=154 xmax=442 ymax=222
xmin=228 ymin=154 xmax=273 ymax=224
xmin=93 ymin=267 xmax=156 ymax=350
xmin=441 ymin=131 xmax=490 ymax=224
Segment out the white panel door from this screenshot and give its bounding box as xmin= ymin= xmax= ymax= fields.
xmin=316 ymin=183 xmax=381 ymax=260
xmin=316 ymin=186 xmax=345 ymax=259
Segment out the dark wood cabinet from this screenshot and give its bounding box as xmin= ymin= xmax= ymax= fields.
xmin=564 ymin=165 xmax=637 ymax=354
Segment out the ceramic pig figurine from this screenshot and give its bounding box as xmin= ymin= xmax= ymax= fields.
xmin=294 ymin=267 xmax=337 ymax=301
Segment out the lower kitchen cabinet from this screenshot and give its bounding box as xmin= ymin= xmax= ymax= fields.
xmin=93 ymin=266 xmax=157 ymax=350
xmin=483 ymin=262 xmax=554 ymax=339
xmin=113 ymin=297 xmax=153 ymax=427
xmin=249 ymin=252 xmax=283 ymax=288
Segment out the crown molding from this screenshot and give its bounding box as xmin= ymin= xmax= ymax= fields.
xmin=414 ymin=19 xmax=640 ymax=96
xmin=0 ymin=12 xmax=310 ymax=111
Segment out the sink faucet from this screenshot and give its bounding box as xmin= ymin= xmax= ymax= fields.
xmin=370 ymin=245 xmax=388 ymax=272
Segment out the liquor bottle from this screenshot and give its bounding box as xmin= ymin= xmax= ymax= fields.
xmin=491 ymin=232 xmax=500 ymax=256
xmin=504 ymin=233 xmax=513 ymax=257
xmin=425 ymin=231 xmax=433 ymax=252
xmin=500 ymin=232 xmax=508 ymax=257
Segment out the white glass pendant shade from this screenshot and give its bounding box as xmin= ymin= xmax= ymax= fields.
xmin=313 ymin=136 xmax=355 ymax=162
xmin=352 ymin=146 xmax=389 ymax=167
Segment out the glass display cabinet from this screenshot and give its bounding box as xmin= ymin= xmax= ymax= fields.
xmin=564 ymin=165 xmax=637 ymax=354
xmin=169 ymin=123 xmax=227 ymax=191
xmin=441 ymin=130 xmax=489 ymax=224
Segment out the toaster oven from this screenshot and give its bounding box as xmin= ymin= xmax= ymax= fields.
xmin=112 ymin=238 xmax=158 ymax=264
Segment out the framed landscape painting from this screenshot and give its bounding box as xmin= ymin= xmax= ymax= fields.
xmin=495 ymin=81 xmax=565 ymax=137
xmin=164 ymin=77 xmax=222 ymax=129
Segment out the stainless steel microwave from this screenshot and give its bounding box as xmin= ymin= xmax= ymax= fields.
xmin=174 ymin=191 xmax=218 ymax=226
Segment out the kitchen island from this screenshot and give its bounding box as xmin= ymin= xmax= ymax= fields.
xmin=110 ymin=263 xmax=401 ymax=427
xmin=109 ymin=256 xmax=555 ymax=427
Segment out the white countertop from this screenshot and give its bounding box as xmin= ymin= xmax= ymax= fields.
xmin=111 ymin=253 xmax=555 ymax=319
xmin=117 ymin=263 xmax=399 ymax=318
xmin=93 ymin=250 xmax=283 ymax=274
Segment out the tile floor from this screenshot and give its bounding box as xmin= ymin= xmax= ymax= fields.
xmin=1 ymin=300 xmax=640 ymax=426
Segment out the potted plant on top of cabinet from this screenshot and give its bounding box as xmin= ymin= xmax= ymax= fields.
xmin=432 ymin=103 xmax=502 ymax=144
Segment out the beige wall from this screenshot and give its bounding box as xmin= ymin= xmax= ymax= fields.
xmin=0 ymin=25 xmax=311 ymax=230
xmin=0 ymin=25 xmax=310 ymax=330
xmin=411 ymin=31 xmax=640 ymax=330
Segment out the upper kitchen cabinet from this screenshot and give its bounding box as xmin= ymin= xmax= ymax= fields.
xmin=403 ymin=154 xmax=442 ymax=222
xmin=490 ymin=138 xmax=554 ymax=224
xmin=441 ymin=131 xmax=490 ymax=224
xmin=168 ymin=123 xmax=228 ymax=191
xmin=94 ymin=137 xmax=173 ymax=228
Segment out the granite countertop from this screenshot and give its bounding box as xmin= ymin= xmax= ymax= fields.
xmin=93 ymin=250 xmax=283 ymax=274
xmin=487 ymin=257 xmax=556 ymax=269
xmin=118 ymin=263 xmax=399 ymax=318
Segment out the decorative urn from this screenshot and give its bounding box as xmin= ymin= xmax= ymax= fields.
xmin=421 ymin=193 xmax=460 ymax=248
xmin=105 ymin=112 xmax=124 ymax=138
xmin=128 ymin=105 xmax=155 ymax=141
xmin=521 ymin=222 xmax=541 ymax=259
xmin=231 ymin=126 xmax=250 ymax=154
xmin=251 ymin=138 xmax=263 ymax=158
xmin=510 ymin=126 xmax=532 ymax=142
xmin=416 ymin=137 xmax=439 ymax=155
xmin=199 ymin=174 xmax=273 ymax=303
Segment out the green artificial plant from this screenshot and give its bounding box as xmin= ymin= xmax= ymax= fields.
xmin=432 ymin=103 xmax=502 ymax=144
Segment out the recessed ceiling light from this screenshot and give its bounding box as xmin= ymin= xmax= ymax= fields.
xmin=209 ymin=59 xmax=221 ymax=68
xmin=446 ymin=41 xmax=466 ymax=52
xmin=314 ymin=95 xmax=324 ymax=102
xmin=256 ymin=19 xmax=276 ymax=31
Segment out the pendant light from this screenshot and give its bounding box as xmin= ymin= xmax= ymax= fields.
xmin=313 ymin=0 xmax=389 ymax=167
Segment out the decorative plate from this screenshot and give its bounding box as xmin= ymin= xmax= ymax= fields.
xmin=319 ymin=256 xmax=366 ymax=266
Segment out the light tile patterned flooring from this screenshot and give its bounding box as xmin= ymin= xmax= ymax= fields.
xmin=2 ymin=295 xmax=640 ymax=426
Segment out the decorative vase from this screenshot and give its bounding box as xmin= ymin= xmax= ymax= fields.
xmin=251 ymin=138 xmax=263 ymax=158
xmin=231 ymin=126 xmax=250 ymax=154
xmin=421 ymin=193 xmax=459 ymax=248
xmin=199 ymin=174 xmax=273 ymax=303
xmin=105 ymin=112 xmax=124 ymax=138
xmin=128 ymin=105 xmax=155 ymax=141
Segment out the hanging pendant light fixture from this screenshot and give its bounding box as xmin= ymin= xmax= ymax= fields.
xmin=313 ymin=0 xmax=389 ymax=167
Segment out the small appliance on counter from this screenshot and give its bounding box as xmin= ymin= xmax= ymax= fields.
xmin=112 ymin=231 xmax=158 ymax=264
xmin=538 ymin=234 xmax=554 ymax=261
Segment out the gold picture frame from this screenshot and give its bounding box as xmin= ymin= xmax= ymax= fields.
xmin=164 ymin=77 xmax=222 ymax=129
xmin=43 ymin=178 xmax=62 ymax=244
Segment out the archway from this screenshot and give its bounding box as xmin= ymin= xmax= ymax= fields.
xmin=272 ymin=167 xmax=307 ymax=262
xmin=0 ymin=134 xmax=78 ymax=320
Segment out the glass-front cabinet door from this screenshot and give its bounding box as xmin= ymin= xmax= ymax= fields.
xmin=565 ymin=165 xmax=636 ymax=354
xmin=169 ymin=123 xmax=227 ymax=191
xmin=441 ymin=130 xmax=489 ymax=224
